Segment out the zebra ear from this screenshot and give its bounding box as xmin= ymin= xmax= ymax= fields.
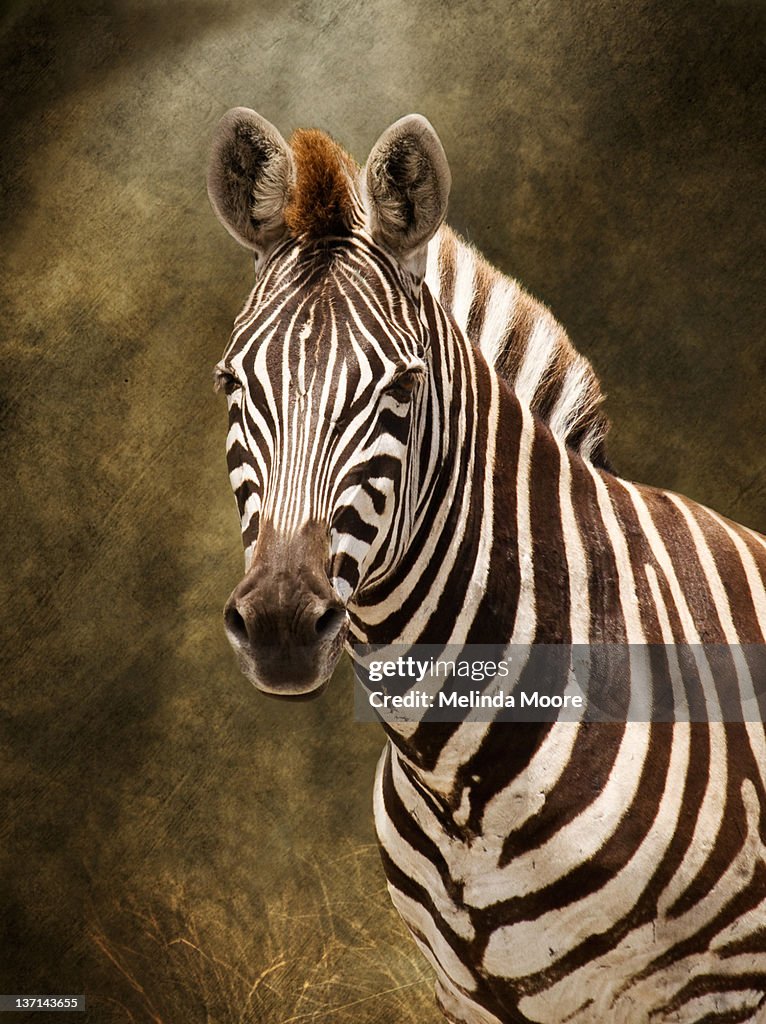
xmin=363 ymin=115 xmax=451 ymax=278
xmin=207 ymin=108 xmax=294 ymax=255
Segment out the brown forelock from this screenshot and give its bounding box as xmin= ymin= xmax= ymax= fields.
xmin=284 ymin=129 xmax=359 ymax=240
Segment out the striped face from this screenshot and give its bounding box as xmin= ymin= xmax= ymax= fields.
xmin=207 ymin=111 xmax=451 ymax=694
xmin=218 ymin=235 xmax=428 ymax=693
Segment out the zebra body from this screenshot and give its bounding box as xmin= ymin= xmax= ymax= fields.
xmin=206 ymin=111 xmax=766 ymax=1023
xmin=368 ymin=281 xmax=766 ymax=1024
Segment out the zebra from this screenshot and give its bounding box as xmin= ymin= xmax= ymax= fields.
xmin=206 ymin=109 xmax=766 ymax=1024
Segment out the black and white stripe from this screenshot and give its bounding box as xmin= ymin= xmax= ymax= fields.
xmin=207 ymin=111 xmax=766 ymax=1024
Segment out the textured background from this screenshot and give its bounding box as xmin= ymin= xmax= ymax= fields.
xmin=1 ymin=1 xmax=764 ymax=1021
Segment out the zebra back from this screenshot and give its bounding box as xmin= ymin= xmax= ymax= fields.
xmin=426 ymin=225 xmax=610 ymax=467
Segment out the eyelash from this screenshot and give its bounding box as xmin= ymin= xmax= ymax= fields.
xmin=385 ymin=372 xmax=421 ymax=403
xmin=214 ymin=367 xmax=242 ymax=396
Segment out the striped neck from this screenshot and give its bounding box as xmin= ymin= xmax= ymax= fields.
xmin=345 ymin=288 xmax=603 ymax=776
xmin=347 ymin=280 xmax=582 ymax=654
xmin=347 ymin=282 xmax=512 ymax=646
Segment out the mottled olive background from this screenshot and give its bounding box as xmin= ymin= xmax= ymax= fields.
xmin=1 ymin=1 xmax=764 ymax=1021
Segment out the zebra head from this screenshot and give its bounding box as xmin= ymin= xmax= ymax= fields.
xmin=207 ymin=110 xmax=451 ymax=696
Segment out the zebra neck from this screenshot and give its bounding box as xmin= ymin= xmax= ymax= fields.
xmin=348 ymin=289 xmax=511 ymax=645
xmin=374 ymin=375 xmax=573 ymax=790
xmin=349 ymin=293 xmax=607 ymax=654
xmin=356 ymin=356 xmax=587 ymax=796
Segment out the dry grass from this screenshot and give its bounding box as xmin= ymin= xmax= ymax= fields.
xmin=88 ymin=842 xmax=441 ymax=1024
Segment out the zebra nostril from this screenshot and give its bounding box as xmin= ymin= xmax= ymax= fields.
xmin=224 ymin=604 xmax=249 ymax=646
xmin=315 ymin=606 xmax=345 ymax=640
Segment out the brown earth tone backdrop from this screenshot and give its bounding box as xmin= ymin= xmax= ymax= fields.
xmin=1 ymin=1 xmax=765 ymax=1022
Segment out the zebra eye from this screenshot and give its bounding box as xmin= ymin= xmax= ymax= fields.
xmin=214 ymin=366 xmax=243 ymax=396
xmin=385 ymin=370 xmax=421 ymax=403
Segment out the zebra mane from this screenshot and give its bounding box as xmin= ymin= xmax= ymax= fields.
xmin=284 ymin=129 xmax=359 ymax=240
xmin=426 ymin=226 xmax=611 ymax=468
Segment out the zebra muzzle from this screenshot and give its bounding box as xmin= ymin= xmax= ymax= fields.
xmin=223 ymin=522 xmax=348 ymax=697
